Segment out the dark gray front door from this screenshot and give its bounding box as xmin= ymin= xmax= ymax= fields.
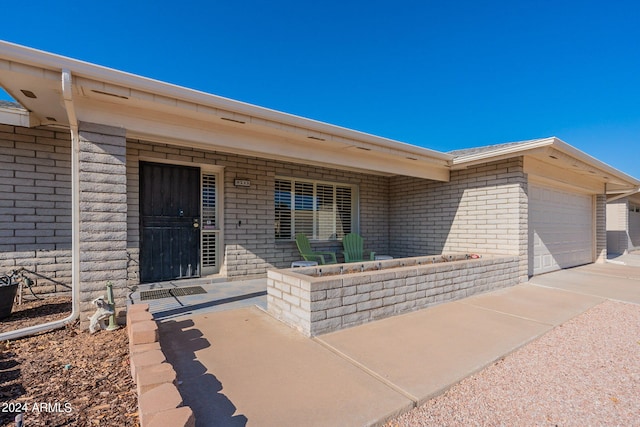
xmin=140 ymin=162 xmax=201 ymax=283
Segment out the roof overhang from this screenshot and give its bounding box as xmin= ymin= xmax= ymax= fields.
xmin=451 ymin=137 xmax=640 ymax=194
xmin=0 ymin=40 xmax=452 ymax=181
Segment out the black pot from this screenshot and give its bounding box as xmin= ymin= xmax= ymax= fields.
xmin=0 ymin=282 xmax=18 ymax=319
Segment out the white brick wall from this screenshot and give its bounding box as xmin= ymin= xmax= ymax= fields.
xmin=78 ymin=122 xmax=128 ymax=324
xmin=0 ymin=123 xmax=73 ymax=292
xmin=389 ymin=158 xmax=528 ymax=282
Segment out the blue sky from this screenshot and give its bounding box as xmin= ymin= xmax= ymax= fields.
xmin=1 ymin=0 xmax=638 ymax=176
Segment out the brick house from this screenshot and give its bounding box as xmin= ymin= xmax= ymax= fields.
xmin=1 ymin=41 xmax=638 ymax=328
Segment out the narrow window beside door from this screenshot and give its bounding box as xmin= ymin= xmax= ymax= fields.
xmin=202 ymin=173 xmax=219 ymax=273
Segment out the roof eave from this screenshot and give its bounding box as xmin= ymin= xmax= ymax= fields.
xmin=0 ymin=40 xmax=453 ymax=166
xmin=550 ymin=137 xmax=640 ymax=190
xmin=451 ymin=136 xmax=640 ymax=191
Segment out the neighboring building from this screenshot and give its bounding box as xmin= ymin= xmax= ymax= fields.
xmin=1 ymin=40 xmax=638 ymax=325
xmin=607 ymin=192 xmax=640 ymax=255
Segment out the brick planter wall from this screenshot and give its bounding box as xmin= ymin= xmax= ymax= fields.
xmin=267 ymin=255 xmax=520 ymax=336
xmin=127 ymin=304 xmax=195 ymax=427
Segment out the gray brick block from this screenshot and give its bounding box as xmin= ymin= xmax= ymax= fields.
xmin=356 ymin=299 xmax=383 ymax=312
xmin=312 ymin=317 xmax=342 ymax=335
xmin=314 ymin=297 xmax=343 ymax=310
xmin=326 ymin=305 xmax=356 ymax=318
xmin=343 ymin=293 xmax=370 ymax=305
xmin=342 ymin=311 xmax=370 ymax=326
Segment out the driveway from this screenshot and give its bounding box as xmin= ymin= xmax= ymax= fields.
xmin=528 ymin=259 xmax=640 ymax=304
xmin=158 ymin=259 xmax=640 ymax=427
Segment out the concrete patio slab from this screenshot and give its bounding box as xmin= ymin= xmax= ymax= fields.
xmin=317 ymin=300 xmax=551 ymax=406
xmin=461 ymin=283 xmax=604 ymax=326
xmin=529 ymin=267 xmax=640 ymax=304
xmin=156 ymin=261 xmax=640 ymax=427
xmin=159 ymin=307 xmax=412 ymax=427
xmin=131 ymin=278 xmax=267 ymax=321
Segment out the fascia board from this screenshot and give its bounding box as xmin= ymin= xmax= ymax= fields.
xmin=0 ymin=40 xmax=452 ymax=164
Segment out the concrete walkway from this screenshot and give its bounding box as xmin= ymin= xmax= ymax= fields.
xmin=158 ymin=259 xmax=640 ymax=427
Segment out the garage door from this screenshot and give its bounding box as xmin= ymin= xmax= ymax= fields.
xmin=529 ymin=184 xmax=593 ymax=275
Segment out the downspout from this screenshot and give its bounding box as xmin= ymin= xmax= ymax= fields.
xmin=0 ymin=69 xmax=80 ymax=341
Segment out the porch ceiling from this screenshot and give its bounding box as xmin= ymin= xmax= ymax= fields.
xmin=0 ymin=41 xmax=451 ymax=182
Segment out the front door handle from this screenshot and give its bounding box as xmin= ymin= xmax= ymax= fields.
xmin=193 ymin=219 xmax=200 ymax=229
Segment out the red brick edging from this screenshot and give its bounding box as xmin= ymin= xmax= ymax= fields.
xmin=127 ymin=304 xmax=195 ymax=427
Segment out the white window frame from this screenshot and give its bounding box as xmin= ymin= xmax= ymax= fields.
xmin=275 ymin=176 xmax=359 ymax=241
xmin=201 ymin=169 xmax=223 ymax=275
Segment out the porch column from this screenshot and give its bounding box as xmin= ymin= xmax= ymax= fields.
xmin=595 ymin=193 xmax=607 ymax=263
xmin=78 ymin=122 xmax=128 ymax=327
xmin=517 ymin=178 xmax=529 ymax=283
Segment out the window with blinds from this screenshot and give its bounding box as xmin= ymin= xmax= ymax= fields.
xmin=275 ymin=178 xmax=356 ymax=241
xmin=202 ymin=174 xmax=217 ymax=231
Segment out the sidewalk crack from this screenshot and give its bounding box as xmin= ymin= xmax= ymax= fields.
xmin=312 ymin=336 xmax=419 ymax=406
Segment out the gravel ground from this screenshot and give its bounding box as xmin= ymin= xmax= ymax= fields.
xmin=386 ymin=300 xmax=640 ymax=427
xmin=0 ymin=296 xmax=71 ymax=334
xmin=0 ymin=298 xmax=137 ymax=427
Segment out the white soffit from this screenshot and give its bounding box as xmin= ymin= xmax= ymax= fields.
xmin=0 ymin=40 xmax=452 ymax=182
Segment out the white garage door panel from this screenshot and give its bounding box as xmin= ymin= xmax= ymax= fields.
xmin=529 ymin=184 xmax=593 ymax=275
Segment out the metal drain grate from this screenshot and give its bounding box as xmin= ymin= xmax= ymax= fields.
xmin=172 ymin=286 xmax=207 ymax=297
xmin=140 ymin=286 xmax=207 ymax=301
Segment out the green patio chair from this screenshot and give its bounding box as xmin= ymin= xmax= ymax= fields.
xmin=295 ymin=233 xmax=337 ymax=265
xmin=342 ymin=233 xmax=376 ymax=263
